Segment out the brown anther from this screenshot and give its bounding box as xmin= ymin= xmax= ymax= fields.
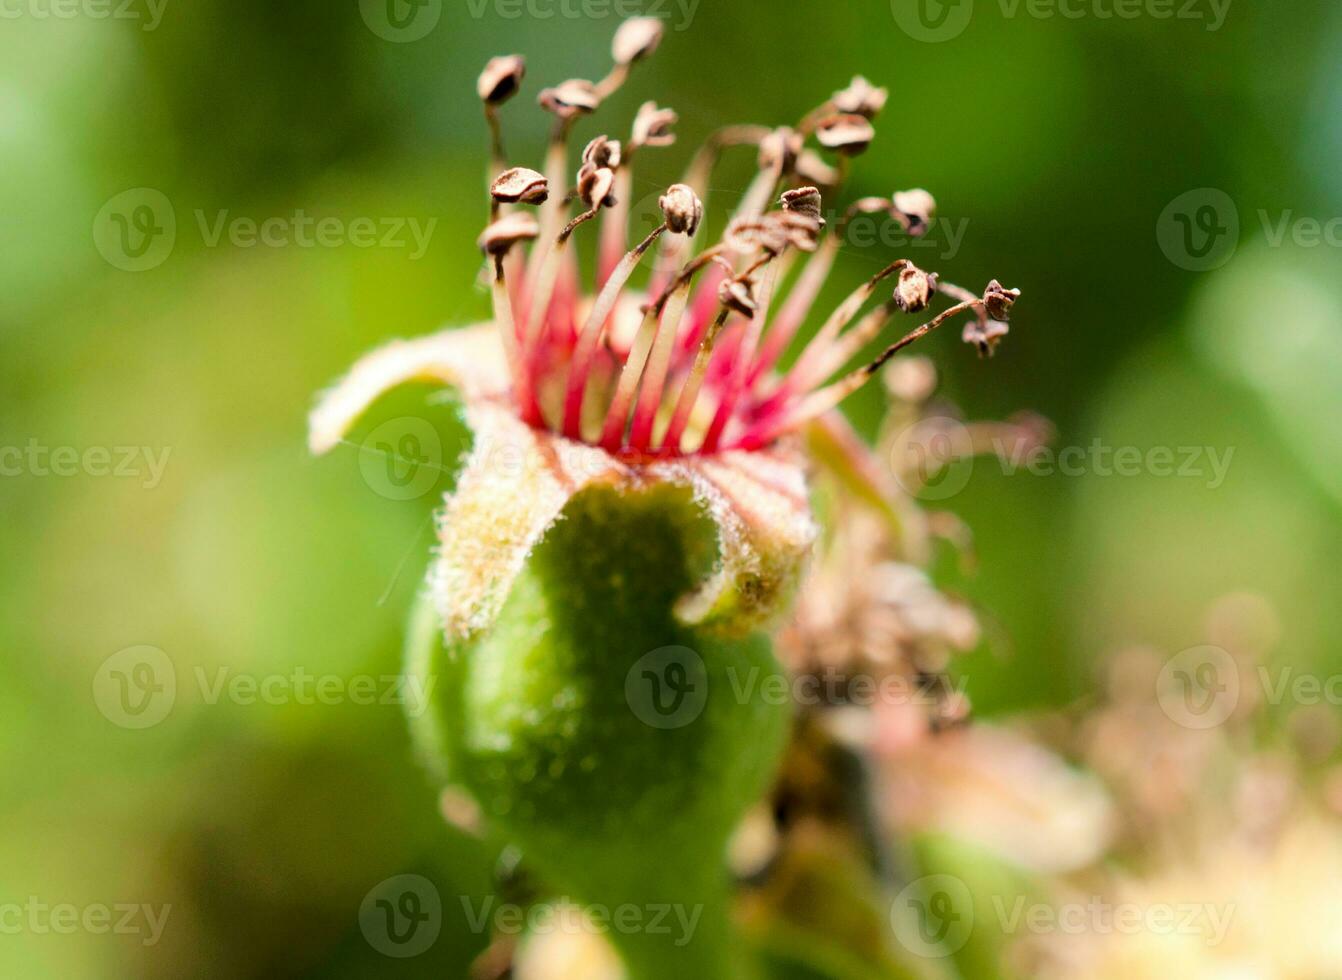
xmin=489 ymin=167 xmax=549 ymax=205
xmin=775 ymin=211 xmax=823 ymax=252
xmin=780 ymin=186 xmax=825 ymax=226
xmin=795 ymin=151 xmax=841 ymax=187
xmin=538 ymin=79 xmax=600 ymax=119
xmin=477 ymin=211 xmax=540 ymax=255
xmin=577 ymin=163 xmax=617 ymax=209
xmin=477 ymin=55 xmax=526 ymax=106
xmin=815 ymin=114 xmax=876 ymax=155
xmin=612 ymin=17 xmax=664 ymax=65
xmin=581 ymin=135 xmax=623 ymax=170
xmin=631 ymin=102 xmax=678 ymax=149
xmin=757 ymin=127 xmax=803 ymax=174
xmin=962 ymin=318 xmax=1010 ymax=357
xmin=892 ymin=188 xmax=937 ymax=237
xmin=832 ymin=76 xmax=889 ymax=118
xmin=982 ymin=280 xmax=1022 ymax=320
xmin=659 ymin=184 xmax=703 ymax=236
xmin=719 ymin=277 xmax=758 ymax=317
xmin=894 ymin=264 xmax=939 ymax=313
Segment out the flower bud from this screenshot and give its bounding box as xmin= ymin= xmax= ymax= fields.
xmin=659 ymin=183 xmax=703 ymax=236
xmin=892 ymin=188 xmax=937 ymax=237
xmin=632 ymin=101 xmax=678 ymax=148
xmin=538 ymin=79 xmax=600 ymax=119
xmin=612 ymin=17 xmax=664 ymax=65
xmin=832 ymin=75 xmax=889 ymax=118
xmin=982 ymin=280 xmax=1021 ymax=321
xmin=477 ymin=55 xmax=526 ymax=106
xmin=490 ymin=167 xmax=549 ymax=205
xmin=478 ymin=211 xmax=540 ymax=255
xmin=894 ymin=264 xmax=938 ymax=313
xmin=815 ymin=114 xmax=875 ymax=155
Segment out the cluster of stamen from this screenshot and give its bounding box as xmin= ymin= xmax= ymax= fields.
xmin=475 ymin=17 xmax=1020 ymax=459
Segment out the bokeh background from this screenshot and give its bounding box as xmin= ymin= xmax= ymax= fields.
xmin=4 ymin=0 xmax=1342 ymax=976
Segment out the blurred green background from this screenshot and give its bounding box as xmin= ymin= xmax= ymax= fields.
xmin=4 ymin=0 xmax=1341 ymax=975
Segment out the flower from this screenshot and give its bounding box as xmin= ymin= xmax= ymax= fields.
xmin=309 ymin=18 xmax=1021 ymax=644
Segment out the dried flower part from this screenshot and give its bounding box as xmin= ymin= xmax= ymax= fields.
xmin=611 ymin=16 xmax=664 ymax=65
xmin=815 ymin=114 xmax=876 ymax=155
xmin=538 ymin=79 xmax=600 ymax=119
xmin=631 ymin=101 xmax=678 ymax=148
xmin=894 ymin=264 xmax=938 ymax=313
xmin=581 ymin=135 xmax=622 ymax=170
xmin=774 ymin=211 xmax=823 ymax=252
xmin=758 ymin=127 xmax=803 ymax=174
xmin=795 ymin=150 xmax=841 ymax=187
xmin=963 ymin=317 xmax=1010 ymax=356
xmin=489 ymin=167 xmax=549 ymax=205
xmin=659 ymin=183 xmax=703 ymax=236
xmin=983 ymin=279 xmax=1022 ymax=320
xmin=576 ymin=163 xmax=616 ymax=209
xmin=477 ymin=211 xmax=540 ymax=254
xmin=892 ymin=188 xmax=937 ymax=236
xmin=780 ymin=186 xmax=825 ymax=225
xmin=832 ymin=75 xmax=889 ymax=118
xmin=719 ymin=278 xmax=758 ymax=317
xmin=477 ymin=55 xmax=526 ymax=106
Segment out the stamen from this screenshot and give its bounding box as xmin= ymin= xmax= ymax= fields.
xmin=477 ymin=211 xmax=541 ymax=388
xmin=659 ymin=307 xmax=732 ymax=455
xmin=477 ymin=55 xmax=526 ymax=179
xmin=628 ymin=275 xmax=695 ymax=451
xmin=700 ymin=264 xmax=781 ymax=453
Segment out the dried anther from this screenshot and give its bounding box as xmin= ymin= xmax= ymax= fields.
xmin=478 ymin=211 xmax=540 ymax=255
xmin=490 ymin=167 xmax=549 ymax=205
xmin=892 ymin=189 xmax=937 ymax=237
xmin=758 ymin=127 xmax=804 ymax=174
xmin=895 ymin=264 xmax=939 ymax=314
xmin=577 ymin=164 xmax=617 ymax=209
xmin=612 ymin=17 xmax=664 ymax=65
xmin=815 ymin=114 xmax=875 ymax=155
xmin=832 ymin=76 xmax=889 ymax=118
xmin=983 ymin=280 xmax=1022 ymax=320
xmin=963 ymin=318 xmax=1010 ymax=357
xmin=719 ymin=277 xmax=758 ymax=317
xmin=582 ymin=135 xmax=623 ymax=170
xmin=659 ymin=184 xmax=703 ymax=236
xmin=631 ymin=102 xmax=678 ymax=149
xmin=538 ymin=79 xmax=600 ymax=119
xmin=780 ymin=186 xmax=825 ymax=225
xmin=478 ymin=55 xmax=526 ymax=105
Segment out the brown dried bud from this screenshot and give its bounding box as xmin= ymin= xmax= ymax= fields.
xmin=477 ymin=55 xmax=526 ymax=106
xmin=489 ymin=167 xmax=549 ymax=205
xmin=894 ymin=264 xmax=939 ymax=313
xmin=892 ymin=189 xmax=937 ymax=237
xmin=538 ymin=79 xmax=599 ymax=119
xmin=612 ymin=17 xmax=664 ymax=65
xmin=577 ymin=163 xmax=616 ymax=210
xmin=815 ymin=114 xmax=875 ymax=155
xmin=719 ymin=278 xmax=758 ymax=317
xmin=477 ymin=211 xmax=540 ymax=255
xmin=631 ymin=101 xmax=678 ymax=149
xmin=757 ymin=127 xmax=803 ymax=174
xmin=962 ymin=318 xmax=1010 ymax=357
xmin=832 ymin=76 xmax=889 ymax=118
xmin=780 ymin=186 xmax=825 ymax=226
xmin=982 ymin=280 xmax=1021 ymax=320
xmin=581 ymin=135 xmax=623 ymax=170
xmin=659 ymin=183 xmax=703 ymax=236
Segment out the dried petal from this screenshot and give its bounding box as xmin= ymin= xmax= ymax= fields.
xmin=489 ymin=167 xmax=549 ymax=205
xmin=894 ymin=264 xmax=938 ymax=313
xmin=631 ymin=101 xmax=678 ymax=148
xmin=892 ymin=188 xmax=937 ymax=237
xmin=832 ymin=75 xmax=889 ymax=118
xmin=983 ymin=280 xmax=1021 ymax=321
xmin=581 ymin=135 xmax=622 ymax=170
xmin=538 ymin=79 xmax=599 ymax=119
xmin=477 ymin=55 xmax=526 ymax=106
xmin=815 ymin=114 xmax=875 ymax=155
xmin=612 ymin=17 xmax=664 ymax=65
xmin=477 ymin=211 xmax=540 ymax=255
xmin=659 ymin=183 xmax=703 ymax=236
